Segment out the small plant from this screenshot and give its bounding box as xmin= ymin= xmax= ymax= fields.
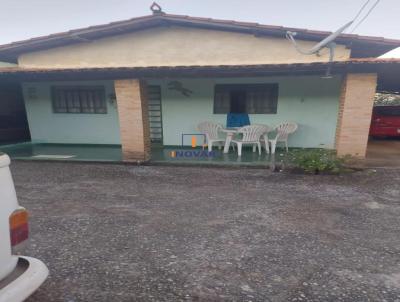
xmin=286 ymin=149 xmax=348 ymax=174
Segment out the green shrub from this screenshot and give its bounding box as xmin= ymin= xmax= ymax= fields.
xmin=286 ymin=149 xmax=347 ymax=174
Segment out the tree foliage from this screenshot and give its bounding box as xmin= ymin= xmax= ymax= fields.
xmin=374 ymin=93 xmax=400 ymax=106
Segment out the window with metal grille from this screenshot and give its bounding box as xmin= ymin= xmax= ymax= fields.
xmin=214 ymin=84 xmax=279 ymax=114
xmin=51 ymin=86 xmax=107 ymax=114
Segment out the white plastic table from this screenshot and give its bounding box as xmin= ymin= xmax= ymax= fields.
xmin=221 ymin=126 xmax=273 ymax=154
xmin=221 ymin=128 xmax=239 ymax=153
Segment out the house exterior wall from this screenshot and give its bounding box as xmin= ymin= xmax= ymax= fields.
xmin=22 ymin=80 xmax=121 ymax=144
xmin=21 ymin=75 xmax=342 ymax=149
xmin=149 ymin=76 xmax=342 ymax=148
xmin=335 ymin=73 xmax=377 ymax=157
xmin=18 ymin=26 xmax=351 ymax=68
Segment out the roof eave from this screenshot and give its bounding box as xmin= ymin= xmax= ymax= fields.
xmin=0 ymin=58 xmax=399 ymax=80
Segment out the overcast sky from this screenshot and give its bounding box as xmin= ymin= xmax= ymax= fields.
xmin=0 ymin=0 xmax=399 ymax=57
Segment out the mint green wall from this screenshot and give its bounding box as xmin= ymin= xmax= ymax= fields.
xmin=22 ymin=76 xmax=341 ymax=148
xmin=22 ymin=81 xmax=121 ymax=144
xmin=149 ymin=76 xmax=342 ymax=148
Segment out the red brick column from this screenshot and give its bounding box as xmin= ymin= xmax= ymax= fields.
xmin=115 ymin=79 xmax=151 ymax=162
xmin=335 ymin=73 xmax=377 ymax=158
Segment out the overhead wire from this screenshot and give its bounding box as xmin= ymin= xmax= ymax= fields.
xmin=352 ymin=0 xmax=371 ymax=23
xmin=349 ymin=0 xmax=381 ymax=33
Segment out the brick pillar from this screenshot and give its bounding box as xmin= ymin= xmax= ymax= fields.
xmin=115 ymin=79 xmax=151 ymax=162
xmin=335 ymin=73 xmax=377 ymax=158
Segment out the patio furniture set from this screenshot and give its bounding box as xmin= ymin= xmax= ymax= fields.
xmin=197 ymin=122 xmax=298 ymax=156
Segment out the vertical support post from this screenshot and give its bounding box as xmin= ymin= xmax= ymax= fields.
xmin=115 ymin=79 xmax=150 ymax=162
xmin=335 ymin=73 xmax=377 ymax=158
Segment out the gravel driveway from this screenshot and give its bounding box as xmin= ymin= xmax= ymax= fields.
xmin=10 ymin=161 xmax=400 ymax=302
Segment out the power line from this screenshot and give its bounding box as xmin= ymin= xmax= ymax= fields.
xmin=352 ymin=0 xmax=371 ymax=22
xmin=350 ymin=0 xmax=381 ymax=34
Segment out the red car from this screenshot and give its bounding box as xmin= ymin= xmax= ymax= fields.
xmin=369 ymin=106 xmax=400 ymax=137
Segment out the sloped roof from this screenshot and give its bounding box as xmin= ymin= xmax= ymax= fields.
xmin=0 ymin=13 xmax=399 ymax=62
xmin=0 ymin=57 xmax=398 ymax=79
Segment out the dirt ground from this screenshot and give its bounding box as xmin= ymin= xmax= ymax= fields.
xmin=366 ymin=138 xmax=400 ymax=167
xmin=10 ymin=161 xmax=400 ymax=302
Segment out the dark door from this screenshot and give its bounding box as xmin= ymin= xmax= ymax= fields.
xmin=0 ymin=82 xmax=30 ymax=143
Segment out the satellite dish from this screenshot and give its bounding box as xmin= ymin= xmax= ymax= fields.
xmin=286 ymin=21 xmax=353 ymax=55
xmin=286 ymin=21 xmax=353 ymax=77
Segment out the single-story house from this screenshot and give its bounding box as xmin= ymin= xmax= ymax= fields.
xmin=0 ymin=6 xmax=399 ymax=162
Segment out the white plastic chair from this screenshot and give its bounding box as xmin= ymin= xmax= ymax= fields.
xmin=197 ymin=122 xmax=225 ymax=152
xmin=257 ymin=125 xmax=273 ymax=154
xmin=231 ymin=125 xmax=266 ymax=156
xmin=269 ymin=122 xmax=298 ymax=154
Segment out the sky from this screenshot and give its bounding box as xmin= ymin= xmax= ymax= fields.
xmin=0 ymin=0 xmax=399 ymax=57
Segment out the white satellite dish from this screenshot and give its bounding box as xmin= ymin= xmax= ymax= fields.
xmin=286 ymin=21 xmax=353 ymax=77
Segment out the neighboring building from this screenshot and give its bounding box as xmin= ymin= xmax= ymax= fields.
xmin=0 ymin=8 xmax=399 ymax=161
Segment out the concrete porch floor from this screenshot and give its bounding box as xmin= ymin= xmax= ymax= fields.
xmin=151 ymin=145 xmax=274 ymax=167
xmin=0 ymin=142 xmax=123 ymax=162
xmin=0 ymin=143 xmax=276 ymax=167
xmin=2 ymin=141 xmax=399 ymax=168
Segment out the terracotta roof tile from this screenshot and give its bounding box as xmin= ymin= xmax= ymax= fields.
xmin=0 ymin=13 xmax=398 ymax=49
xmin=0 ymin=13 xmax=398 ymax=62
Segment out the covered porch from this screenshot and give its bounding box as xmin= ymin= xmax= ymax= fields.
xmin=0 ymin=142 xmax=278 ymax=167
xmin=0 ymin=59 xmax=397 ymax=165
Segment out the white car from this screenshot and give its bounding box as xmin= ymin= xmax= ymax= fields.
xmin=0 ymin=153 xmax=48 ymax=302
